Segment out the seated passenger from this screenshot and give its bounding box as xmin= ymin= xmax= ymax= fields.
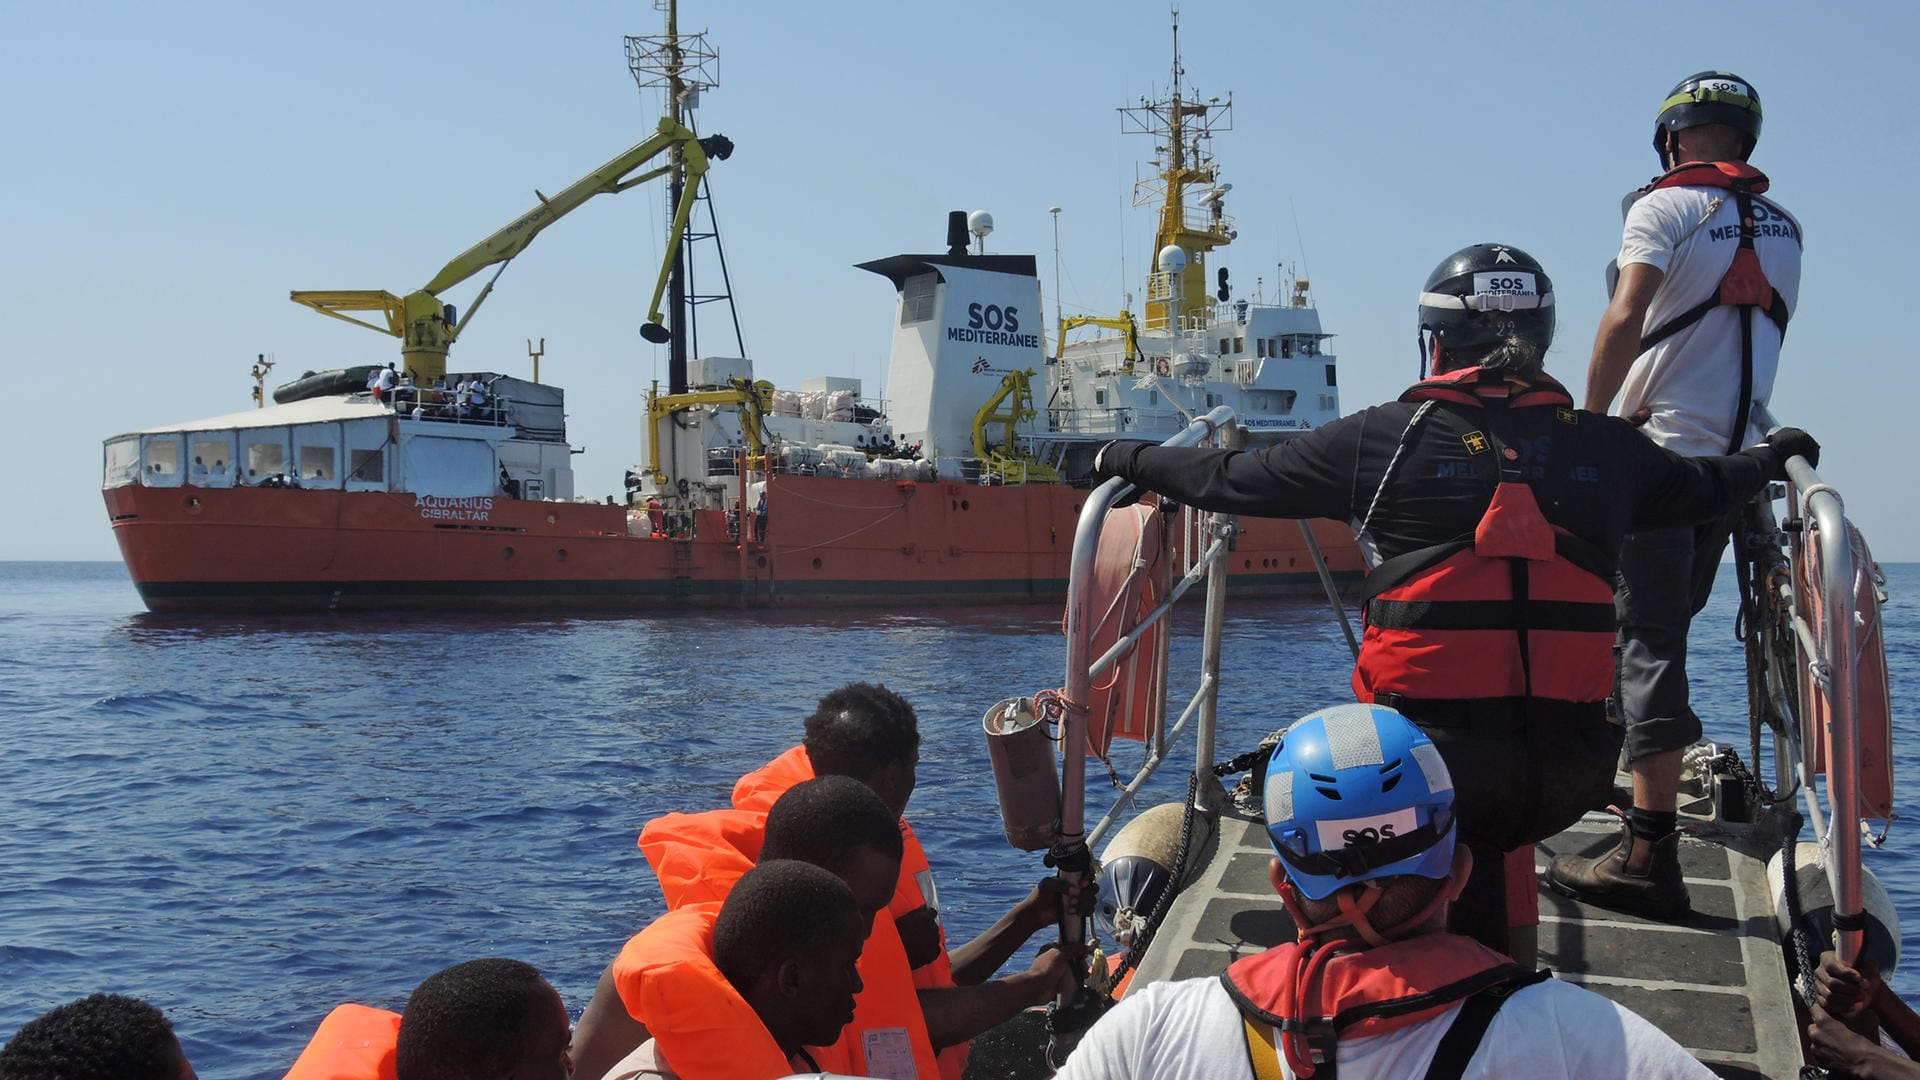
xmin=731 ymin=682 xmax=1090 ymax=1078
xmin=395 ymin=959 xmax=570 ymax=1080
xmin=1054 ymin=704 xmax=1713 ymax=1080
xmin=574 ymin=777 xmax=941 ymax=1080
xmin=190 ymin=457 xmax=208 ymax=481
xmin=283 ymin=958 xmax=569 ymax=1080
xmin=212 ymin=460 xmax=226 ymax=477
xmin=0 ymin=993 xmax=197 ymax=1079
xmin=599 ymin=859 xmax=868 ymax=1080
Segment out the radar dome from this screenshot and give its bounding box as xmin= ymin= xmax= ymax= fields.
xmin=1157 ymin=245 xmax=1188 ymax=273
xmin=968 ymin=210 xmax=995 ymax=238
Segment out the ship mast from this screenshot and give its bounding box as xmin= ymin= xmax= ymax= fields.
xmin=626 ymin=0 xmax=719 ymax=394
xmin=1121 ymin=9 xmax=1234 ymax=332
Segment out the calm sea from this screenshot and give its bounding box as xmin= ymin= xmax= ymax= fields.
xmin=2 ymin=561 xmax=1916 ymax=1079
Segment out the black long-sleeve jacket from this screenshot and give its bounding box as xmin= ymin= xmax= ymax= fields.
xmin=1100 ymin=390 xmax=1777 ymax=567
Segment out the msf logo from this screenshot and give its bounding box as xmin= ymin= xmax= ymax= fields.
xmin=971 ymin=358 xmax=993 ymax=373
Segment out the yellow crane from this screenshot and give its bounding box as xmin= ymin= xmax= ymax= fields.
xmin=289 ymin=117 xmax=732 ymax=385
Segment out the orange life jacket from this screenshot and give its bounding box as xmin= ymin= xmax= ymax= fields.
xmin=279 ymin=1004 xmax=400 ymax=1080
xmin=639 ymin=807 xmax=764 ymax=908
xmin=1221 ymin=933 xmax=1541 ymax=1079
xmin=636 ymin=801 xmax=943 ymax=1080
xmin=1633 ymin=160 xmax=1795 ymax=453
xmin=1353 ymin=369 xmax=1616 ymax=705
xmin=735 ymin=747 xmax=960 ymax=983
xmin=609 ymin=904 xmax=803 ymax=1080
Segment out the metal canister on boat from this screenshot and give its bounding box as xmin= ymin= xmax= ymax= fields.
xmin=983 ymin=696 xmax=1061 ymax=851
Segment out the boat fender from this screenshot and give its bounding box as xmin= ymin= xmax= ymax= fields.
xmin=1767 ymin=840 xmax=1901 ymax=980
xmin=1093 ymin=802 xmax=1219 ymax=947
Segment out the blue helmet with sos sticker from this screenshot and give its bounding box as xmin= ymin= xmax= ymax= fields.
xmin=1262 ymin=703 xmax=1457 ymax=901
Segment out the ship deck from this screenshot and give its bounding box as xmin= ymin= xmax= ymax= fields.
xmin=1126 ymin=771 xmax=1807 ymax=1078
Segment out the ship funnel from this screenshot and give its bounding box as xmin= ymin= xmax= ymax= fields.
xmin=947 ymin=210 xmax=969 ymax=257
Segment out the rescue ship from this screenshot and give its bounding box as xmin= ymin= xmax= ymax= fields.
xmin=101 ymin=14 xmax=1361 ymax=614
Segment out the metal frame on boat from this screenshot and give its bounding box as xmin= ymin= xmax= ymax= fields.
xmin=986 ymin=405 xmax=1897 ymax=1075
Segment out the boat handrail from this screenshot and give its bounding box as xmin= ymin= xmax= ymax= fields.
xmin=1750 ymin=403 xmax=1882 ymax=968
xmin=1059 ymin=405 xmax=1240 ymax=855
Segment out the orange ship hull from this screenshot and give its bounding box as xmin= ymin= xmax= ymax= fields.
xmin=105 ymin=474 xmax=1361 ymax=613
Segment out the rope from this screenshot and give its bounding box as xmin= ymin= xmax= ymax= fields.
xmin=1779 ymin=813 xmax=1832 ymax=1080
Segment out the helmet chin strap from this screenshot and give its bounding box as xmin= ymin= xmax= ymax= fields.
xmin=1418 ymin=330 xmax=1449 ymax=380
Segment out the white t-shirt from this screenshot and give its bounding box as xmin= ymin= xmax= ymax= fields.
xmin=1614 ymin=182 xmax=1802 ymax=457
xmin=1053 ymin=974 xmax=1715 ymax=1080
xmin=599 ymin=1039 xmax=675 ymax=1080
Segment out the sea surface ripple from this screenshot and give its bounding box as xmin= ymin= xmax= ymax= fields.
xmin=1 ymin=561 xmax=1915 ymax=1078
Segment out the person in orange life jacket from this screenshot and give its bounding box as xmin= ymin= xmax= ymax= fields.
xmin=597 ymin=859 xmax=870 ymax=1080
xmin=729 ymin=682 xmax=1091 ymax=1072
xmin=1549 ymin=71 xmax=1806 ymax=923
xmin=394 ymin=959 xmax=572 ymax=1080
xmin=0 ymin=993 xmax=198 ymax=1080
xmin=1055 ymin=704 xmax=1715 ymax=1080
xmin=1090 ymin=243 xmax=1816 ymax=966
xmin=568 ymin=777 xmax=925 ymax=1080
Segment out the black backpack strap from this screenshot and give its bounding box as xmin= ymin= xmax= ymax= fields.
xmin=1420 ymin=968 xmax=1553 ymax=1080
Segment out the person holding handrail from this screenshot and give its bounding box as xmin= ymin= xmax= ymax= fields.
xmin=1092 ymin=242 xmax=1816 ymax=966
xmin=1549 ymin=71 xmax=1803 ymax=922
xmin=1808 ymin=950 xmax=1920 ymax=1078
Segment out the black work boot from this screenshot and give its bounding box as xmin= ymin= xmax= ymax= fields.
xmin=1546 ymin=822 xmax=1690 ymax=921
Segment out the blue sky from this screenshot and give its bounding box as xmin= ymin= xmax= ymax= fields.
xmin=5 ymin=1 xmax=1915 ymax=560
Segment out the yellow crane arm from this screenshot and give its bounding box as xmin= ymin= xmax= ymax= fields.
xmin=289 ymin=116 xmax=732 ymax=383
xmin=1059 ymin=312 xmax=1142 ymax=368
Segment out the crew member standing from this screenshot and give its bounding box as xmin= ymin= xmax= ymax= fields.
xmin=1548 ymin=71 xmax=1804 ymax=921
xmin=1092 ymin=243 xmax=1815 ymax=965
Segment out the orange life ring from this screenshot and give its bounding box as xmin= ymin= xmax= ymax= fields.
xmin=1803 ymin=521 xmax=1895 ymax=820
xmin=1081 ymin=504 xmax=1170 ymax=757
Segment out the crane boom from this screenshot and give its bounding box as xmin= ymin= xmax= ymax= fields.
xmin=289 ymin=116 xmax=732 ymax=383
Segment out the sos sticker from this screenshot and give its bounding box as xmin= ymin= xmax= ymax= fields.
xmin=1314 ymin=807 xmax=1421 ymax=851
xmin=1472 ymin=271 xmax=1537 ymax=297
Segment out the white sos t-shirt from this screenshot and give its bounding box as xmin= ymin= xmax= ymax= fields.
xmin=1614 ymin=181 xmax=1802 ymax=456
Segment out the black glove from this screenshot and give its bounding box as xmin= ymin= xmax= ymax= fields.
xmin=1766 ymin=427 xmax=1821 ymax=470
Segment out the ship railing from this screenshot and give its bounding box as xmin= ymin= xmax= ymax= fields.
xmin=1746 ymin=404 xmax=1890 ymax=971
xmin=1057 ymin=407 xmax=1237 ymax=854
xmin=378 ymin=388 xmax=513 ymax=427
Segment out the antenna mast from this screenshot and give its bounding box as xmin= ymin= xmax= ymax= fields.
xmin=626 ymin=0 xmax=719 ymax=394
xmin=1120 ymin=7 xmax=1234 ymax=333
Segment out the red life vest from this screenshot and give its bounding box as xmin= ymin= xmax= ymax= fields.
xmin=280 ymin=1004 xmax=400 ymax=1080
xmin=1352 ymin=368 xmax=1616 ymax=705
xmin=1636 ymin=161 xmax=1792 ymax=352
xmin=1221 ymin=933 xmax=1540 ymax=1079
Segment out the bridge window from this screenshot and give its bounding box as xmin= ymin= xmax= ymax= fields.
xmin=901 ymin=273 xmax=937 ymax=325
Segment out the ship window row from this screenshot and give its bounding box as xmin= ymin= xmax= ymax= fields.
xmin=104 ymin=424 xmax=393 ymax=492
xmin=1249 ymin=335 xmax=1327 ymax=359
